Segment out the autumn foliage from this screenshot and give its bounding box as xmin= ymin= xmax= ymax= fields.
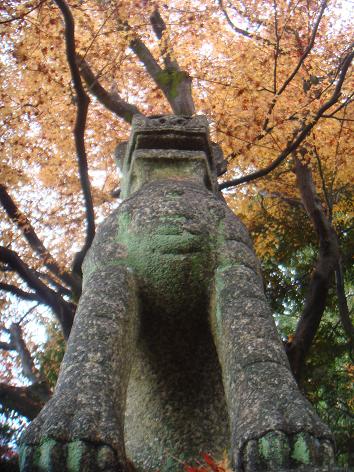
xmin=183 ymin=452 xmax=230 ymax=472
xmin=0 ymin=0 xmax=353 ymax=467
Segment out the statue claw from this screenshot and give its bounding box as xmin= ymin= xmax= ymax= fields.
xmin=19 ymin=439 xmax=128 ymax=472
xmin=241 ymin=431 xmax=334 ymax=471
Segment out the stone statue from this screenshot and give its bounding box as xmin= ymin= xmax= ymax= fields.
xmin=20 ymin=115 xmax=334 ymax=472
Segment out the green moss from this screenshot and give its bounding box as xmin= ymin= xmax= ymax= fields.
xmin=35 ymin=439 xmax=57 ymax=468
xmin=67 ymin=440 xmax=87 ymax=472
xmin=259 ymin=435 xmax=271 ymax=459
xmin=258 ymin=432 xmax=289 ymax=465
xmin=18 ymin=445 xmax=32 ymax=470
xmin=116 ymin=211 xmax=131 ymax=240
xmin=115 ymin=210 xmax=213 ymax=314
xmin=292 ymin=433 xmax=310 ymax=464
xmin=163 ymin=456 xmax=179 ymax=472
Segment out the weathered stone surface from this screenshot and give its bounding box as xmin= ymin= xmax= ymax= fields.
xmin=20 ymin=115 xmax=334 ymax=472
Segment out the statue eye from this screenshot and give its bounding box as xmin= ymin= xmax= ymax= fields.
xmin=159 ymin=118 xmax=167 ymax=124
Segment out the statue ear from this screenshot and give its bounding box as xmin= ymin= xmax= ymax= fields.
xmin=211 ymin=143 xmax=228 ymax=176
xmin=114 ymin=142 xmax=128 ymax=170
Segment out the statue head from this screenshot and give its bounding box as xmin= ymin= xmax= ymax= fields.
xmin=115 ymin=115 xmax=227 ymax=198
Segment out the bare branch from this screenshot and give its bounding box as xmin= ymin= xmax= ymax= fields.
xmin=150 ymin=9 xmax=195 ymax=115
xmin=0 ymin=184 xmax=80 ymax=293
xmin=129 ymin=35 xmax=162 ymax=79
xmin=77 ymin=55 xmax=143 ymax=123
xmin=33 ymin=270 xmax=72 ymax=297
xmin=0 ymin=291 xmax=52 ymax=419
xmin=259 ymin=191 xmax=303 ymax=208
xmin=0 ymin=341 xmax=15 ymax=351
xmin=219 ymin=47 xmax=353 ymax=190
xmin=323 ymin=115 xmax=354 ymax=122
xmin=0 ymin=282 xmax=43 ymax=303
xmin=54 ymin=0 xmax=95 ymax=276
xmin=0 ymin=382 xmax=50 ymax=420
xmin=9 ymin=323 xmax=44 ymax=384
xmin=0 ymin=246 xmax=74 ymax=339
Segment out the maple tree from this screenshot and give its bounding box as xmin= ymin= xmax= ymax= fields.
xmin=0 ymin=0 xmax=353 ymax=467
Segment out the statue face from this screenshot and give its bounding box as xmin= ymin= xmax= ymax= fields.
xmin=119 ymin=115 xmax=220 ymax=198
xmin=127 ymin=115 xmax=214 ymax=171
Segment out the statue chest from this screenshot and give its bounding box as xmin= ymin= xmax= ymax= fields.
xmin=116 ymin=183 xmax=223 ymax=312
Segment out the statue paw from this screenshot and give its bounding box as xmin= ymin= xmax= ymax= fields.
xmin=19 ymin=439 xmax=128 ymax=472
xmin=241 ymin=431 xmax=334 ymax=471
xmin=19 ymin=386 xmax=128 ymax=471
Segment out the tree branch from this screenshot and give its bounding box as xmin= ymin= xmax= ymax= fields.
xmin=0 ymin=341 xmax=15 ymax=351
xmin=8 ymin=323 xmax=45 ymax=385
xmin=0 ymin=383 xmax=50 ymax=420
xmin=335 ymin=262 xmax=354 ymax=344
xmin=219 ymin=47 xmax=353 ymax=190
xmin=285 ymin=157 xmax=340 ymax=381
xmin=0 ymin=282 xmax=43 ymax=303
xmin=259 ymin=190 xmax=303 ymax=208
xmin=1 ymin=322 xmax=51 ymax=402
xmin=77 ymin=55 xmax=143 ymax=123
xmin=129 ymin=35 xmax=162 ymax=80
xmin=272 ymin=0 xmax=280 ymax=93
xmin=260 ymin=0 xmax=327 ymax=136
xmin=313 ymin=142 xmax=332 ymax=219
xmin=54 ymin=0 xmax=95 ymax=277
xmin=0 ymin=184 xmax=80 ymax=293
xmin=148 ymin=8 xmax=195 ymax=115
xmin=149 ymin=7 xmax=180 ymax=70
xmin=0 ymin=0 xmax=46 ymax=25
xmin=0 ymin=246 xmax=74 ymax=339
xmin=118 ymin=10 xmax=195 ymax=115
xmin=218 ymin=0 xmax=274 ymax=46
xmin=33 ymin=270 xmax=72 ymax=297
xmin=81 ymin=9 xmax=194 ymax=116
xmin=129 ymin=35 xmax=193 ymax=115
xmin=322 ymin=94 xmax=354 ymax=118
xmin=277 ymin=0 xmax=327 ymax=97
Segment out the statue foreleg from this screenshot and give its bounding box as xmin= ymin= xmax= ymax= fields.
xmin=212 ymin=233 xmax=334 ymax=471
xmin=20 ymin=263 xmax=138 ymax=472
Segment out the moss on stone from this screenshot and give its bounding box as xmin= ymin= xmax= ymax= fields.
xmin=67 ymin=441 xmax=86 ymax=472
xmin=292 ymin=433 xmax=311 ymax=464
xmin=34 ymin=439 xmax=57 ymax=468
xmin=258 ymin=432 xmax=290 ymax=465
xmin=18 ymin=445 xmax=32 ymax=470
xmin=116 ymin=209 xmax=212 ymax=311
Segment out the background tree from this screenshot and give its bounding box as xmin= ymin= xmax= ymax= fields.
xmin=0 ymin=0 xmax=353 ymax=468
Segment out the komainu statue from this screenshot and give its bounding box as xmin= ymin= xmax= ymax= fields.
xmin=20 ymin=115 xmax=334 ymax=472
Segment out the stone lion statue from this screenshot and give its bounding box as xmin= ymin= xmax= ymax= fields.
xmin=20 ymin=115 xmax=334 ymax=472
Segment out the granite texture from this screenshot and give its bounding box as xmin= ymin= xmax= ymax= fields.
xmin=20 ymin=115 xmax=334 ymax=472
